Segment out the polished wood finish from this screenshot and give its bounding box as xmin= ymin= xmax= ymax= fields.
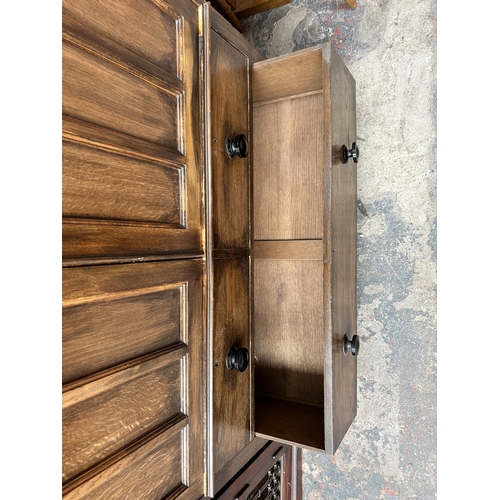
xmin=328 ymin=46 xmax=358 ymax=451
xmin=207 ymin=18 xmax=254 ymax=489
xmin=62 ymin=1 xmax=205 ymax=499
xmin=252 ymin=44 xmax=358 ymax=454
xmin=62 ymin=0 xmax=204 ymax=261
xmin=210 ymin=32 xmax=250 ymax=250
xmin=63 ymin=1 xmax=357 ymax=495
xmin=212 ymin=257 xmax=251 ymax=472
xmin=214 ymin=441 xmax=301 ymax=500
xmin=254 ymin=240 xmax=323 ymax=260
xmin=213 ymin=437 xmax=269 ymax=494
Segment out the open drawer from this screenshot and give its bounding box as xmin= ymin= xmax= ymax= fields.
xmin=251 ymin=44 xmax=358 ymax=455
xmin=206 ymin=21 xmax=359 ymax=494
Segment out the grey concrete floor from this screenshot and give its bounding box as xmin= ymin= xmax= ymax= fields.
xmin=241 ymin=1 xmax=437 ymax=498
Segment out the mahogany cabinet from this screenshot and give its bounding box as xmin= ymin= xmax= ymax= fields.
xmin=62 ymin=1 xmax=358 ymax=499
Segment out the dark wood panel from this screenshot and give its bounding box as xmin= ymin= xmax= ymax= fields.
xmin=212 ymin=257 xmax=251 ymax=473
xmin=254 ymin=240 xmax=323 ymax=260
xmin=63 ymin=0 xmax=181 ymax=80
xmin=63 ymin=354 xmax=183 ymax=483
xmin=255 ymin=396 xmax=324 ymax=451
xmin=63 ymin=283 xmax=185 ymax=385
xmin=328 ymin=46 xmax=358 ymax=452
xmin=63 ymin=424 xmax=185 ymax=500
xmin=62 ymin=259 xmax=201 ymax=303
xmin=213 ymin=438 xmax=269 ymax=494
xmin=62 ymin=221 xmax=201 ymax=259
xmin=210 ymin=31 xmax=250 ymax=249
xmin=63 ymin=115 xmax=186 ymax=169
xmin=63 ymin=141 xmax=183 ymax=224
xmin=252 ymin=49 xmax=322 ymax=103
xmin=63 ymin=41 xmax=181 ymax=153
xmin=215 ymin=441 xmax=287 ymax=500
xmin=253 ymin=93 xmax=324 ymax=240
xmin=61 ymin=1 xmax=205 ymax=498
xmin=254 ymin=259 xmax=324 ymax=406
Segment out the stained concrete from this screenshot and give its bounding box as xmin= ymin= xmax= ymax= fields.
xmin=242 ymin=1 xmax=437 ymax=498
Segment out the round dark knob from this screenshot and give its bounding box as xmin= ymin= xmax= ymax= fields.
xmin=341 ymin=142 xmax=359 ymax=164
xmin=226 ymin=346 xmax=249 ymax=372
xmin=343 ymin=334 xmax=360 ymax=356
xmin=226 ymin=134 xmax=248 ymax=158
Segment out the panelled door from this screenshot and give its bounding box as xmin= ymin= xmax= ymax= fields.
xmin=62 ymin=1 xmax=205 ymax=499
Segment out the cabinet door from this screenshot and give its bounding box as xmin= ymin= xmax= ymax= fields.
xmin=62 ymin=1 xmax=205 ymax=499
xmin=62 ymin=0 xmax=203 ymax=261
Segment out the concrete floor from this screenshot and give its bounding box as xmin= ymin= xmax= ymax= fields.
xmin=241 ymin=1 xmax=437 ymax=498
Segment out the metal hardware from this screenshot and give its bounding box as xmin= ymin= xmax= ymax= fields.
xmin=226 ymin=134 xmax=249 ymax=158
xmin=343 ymin=334 xmax=360 ymax=356
xmin=226 ymin=346 xmax=249 ymax=372
xmin=341 ymin=142 xmax=359 ymax=164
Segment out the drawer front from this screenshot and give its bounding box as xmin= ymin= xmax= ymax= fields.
xmin=208 ymin=27 xmax=252 ymax=481
xmin=210 ymin=30 xmax=250 ymax=250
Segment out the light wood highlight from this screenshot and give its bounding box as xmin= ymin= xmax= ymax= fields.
xmin=62 ymin=355 xmax=183 ymax=482
xmin=63 ymin=141 xmax=184 ymax=225
xmin=252 ymin=49 xmax=323 ymax=103
xmin=63 ymin=423 xmax=186 ymax=500
xmin=254 ymin=240 xmax=323 ymax=260
xmin=253 ymin=93 xmax=324 ymax=240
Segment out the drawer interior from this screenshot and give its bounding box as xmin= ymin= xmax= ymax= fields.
xmin=252 ymin=48 xmax=327 ymax=451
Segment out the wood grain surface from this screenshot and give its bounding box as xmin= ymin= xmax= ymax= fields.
xmin=62 ymin=5 xmax=205 ymax=495
xmin=252 ymin=44 xmax=358 ymax=455
xmin=252 ymin=49 xmax=322 ymax=103
xmin=253 ymin=93 xmax=324 ymax=240
xmin=255 ymin=396 xmax=325 ymax=451
xmin=254 ymin=259 xmax=324 ymax=406
xmin=210 ymin=31 xmax=250 ymax=249
xmin=212 ymin=257 xmax=252 ymax=473
xmin=63 ymin=141 xmax=184 ymax=224
xmin=328 ymin=46 xmax=358 ymax=453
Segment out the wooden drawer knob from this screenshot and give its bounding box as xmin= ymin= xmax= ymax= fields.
xmin=226 ymin=346 xmax=249 ymax=372
xmin=226 ymin=134 xmax=248 ymax=158
xmin=341 ymin=142 xmax=359 ymax=164
xmin=343 ymin=334 xmax=360 ymax=356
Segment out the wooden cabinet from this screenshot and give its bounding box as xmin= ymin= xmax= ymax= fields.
xmin=62 ymin=2 xmax=357 ymax=499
